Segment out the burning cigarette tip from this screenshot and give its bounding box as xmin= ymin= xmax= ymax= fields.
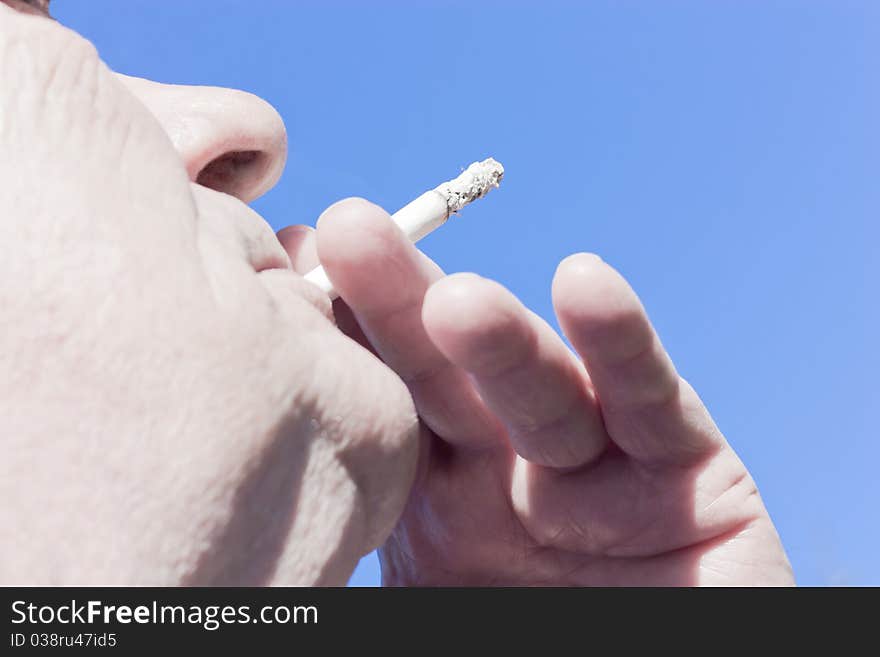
xmin=434 ymin=157 xmax=505 ymax=214
xmin=303 ymin=156 xmax=504 ymax=300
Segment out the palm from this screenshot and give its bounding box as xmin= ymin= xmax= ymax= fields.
xmin=383 ymin=424 xmax=788 ymax=585
xmin=281 ymin=199 xmax=793 ymax=586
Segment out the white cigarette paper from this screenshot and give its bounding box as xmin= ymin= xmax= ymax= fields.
xmin=304 ymin=157 xmax=505 ymax=300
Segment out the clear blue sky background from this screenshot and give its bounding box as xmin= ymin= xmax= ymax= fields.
xmin=53 ymin=1 xmax=878 ymax=586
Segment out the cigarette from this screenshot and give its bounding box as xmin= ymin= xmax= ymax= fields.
xmin=303 ymin=157 xmax=505 ymax=300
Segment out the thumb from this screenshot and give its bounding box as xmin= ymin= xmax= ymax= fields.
xmin=277 ymin=223 xmax=380 ymax=355
xmin=277 ymin=225 xmax=320 ymax=274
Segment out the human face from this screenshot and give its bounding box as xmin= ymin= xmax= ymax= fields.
xmin=0 ymin=2 xmax=419 ymax=584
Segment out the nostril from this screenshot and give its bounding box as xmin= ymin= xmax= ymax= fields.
xmin=196 ymin=150 xmax=271 ymax=200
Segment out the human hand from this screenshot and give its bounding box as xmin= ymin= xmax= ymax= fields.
xmin=292 ymin=198 xmax=795 ymax=586
xmin=0 ymin=7 xmax=418 ymax=585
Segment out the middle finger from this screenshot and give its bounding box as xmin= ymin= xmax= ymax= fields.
xmin=421 ymin=273 xmax=610 ymax=469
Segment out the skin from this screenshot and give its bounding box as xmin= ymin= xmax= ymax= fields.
xmin=2 ymin=2 xmax=794 ymax=585
xmin=0 ymin=3 xmax=418 ymax=585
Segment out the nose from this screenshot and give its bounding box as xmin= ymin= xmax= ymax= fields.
xmin=115 ymin=73 xmax=288 ymax=203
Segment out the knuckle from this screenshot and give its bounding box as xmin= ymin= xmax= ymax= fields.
xmin=466 ymin=318 xmax=534 ymax=379
xmin=592 ymin=306 xmax=653 ymax=363
xmin=609 ymin=342 xmax=681 ymax=411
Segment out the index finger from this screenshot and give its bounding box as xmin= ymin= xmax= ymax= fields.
xmin=315 ymin=198 xmax=505 ymax=448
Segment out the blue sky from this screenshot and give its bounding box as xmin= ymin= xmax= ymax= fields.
xmin=54 ymin=1 xmax=878 ymax=586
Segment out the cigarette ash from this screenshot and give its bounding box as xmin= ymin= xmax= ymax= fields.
xmin=434 ymin=157 xmax=505 ymax=214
